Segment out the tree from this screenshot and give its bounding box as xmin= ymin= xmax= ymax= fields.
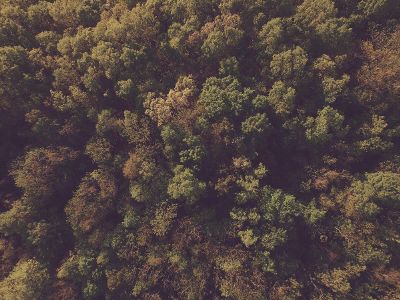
xmin=261 ymin=186 xmax=302 ymax=225
xmin=267 ymin=81 xmax=296 ymax=116
xmin=11 ymin=147 xmax=79 ymax=204
xmin=315 ymin=18 xmax=352 ymax=54
xmin=179 ymin=135 xmax=206 ymax=170
xmin=65 ymin=169 xmax=117 ymax=237
xmin=150 ymin=203 xmax=178 ymax=237
xmin=270 ymin=46 xmax=308 ymax=83
xmin=85 ymin=138 xmax=113 ymax=165
xmin=0 ymin=259 xmax=50 ymax=300
xmin=356 ymin=114 xmax=393 ymax=153
xmin=0 ymin=4 xmax=30 ymax=47
xmin=27 ymin=1 xmax=53 ymax=33
xmin=343 ymin=172 xmax=400 ymax=218
xmin=321 ymin=74 xmax=350 ymax=103
xmin=36 ymin=31 xmax=61 ymax=54
xmin=123 ymin=148 xmax=156 ymax=181
xmin=144 ymin=75 xmax=196 ymax=127
xmin=168 ymin=17 xmax=199 ymax=56
xmin=294 ymin=0 xmax=337 ymax=28
xmin=238 ymin=229 xmax=258 ymax=247
xmin=0 ymin=46 xmax=30 ymax=109
xmin=199 ymin=14 xmax=244 ymax=59
xmin=96 ymin=110 xmax=122 ymax=136
xmin=199 ymin=75 xmax=253 ymax=120
xmin=121 ymin=110 xmax=152 ymax=145
xmin=49 ymin=0 xmax=104 ymax=28
xmin=357 ymin=27 xmax=400 ymax=112
xmin=219 ymin=56 xmax=239 ymax=77
xmin=357 ymin=0 xmax=400 ymax=19
xmin=91 ymin=41 xmax=123 ymax=81
xmin=168 ymin=165 xmax=206 ymax=205
xmin=270 ymin=278 xmax=302 ymax=300
xmin=258 ymin=18 xmax=285 ymax=57
xmin=241 ymin=113 xmax=270 ymax=135
xmin=305 ymin=106 xmax=347 ymax=145
xmin=0 ymin=199 xmax=31 ymax=236
xmin=56 ymin=250 xmax=103 ymax=298
xmin=318 ymin=264 xmax=365 ymax=295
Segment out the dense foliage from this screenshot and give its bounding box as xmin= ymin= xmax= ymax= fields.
xmin=1 ymin=0 xmax=400 ymax=299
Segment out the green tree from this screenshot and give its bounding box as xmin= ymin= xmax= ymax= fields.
xmin=270 ymin=46 xmax=308 ymax=83
xmin=168 ymin=165 xmax=206 ymax=205
xmin=241 ymin=113 xmax=270 ymax=135
xmin=200 ymin=14 xmax=244 ymax=59
xmin=258 ymin=18 xmax=285 ymax=56
xmin=0 ymin=46 xmax=30 ymax=109
xmin=267 ymin=81 xmax=296 ymax=116
xmin=294 ymin=0 xmax=337 ymax=28
xmin=199 ymin=75 xmax=253 ymax=120
xmin=0 ymin=259 xmax=50 ymax=300
xmin=305 ymin=106 xmax=347 ymax=145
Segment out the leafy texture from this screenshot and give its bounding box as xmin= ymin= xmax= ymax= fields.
xmin=0 ymin=1 xmax=400 ymax=299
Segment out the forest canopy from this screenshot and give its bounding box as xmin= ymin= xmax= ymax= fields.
xmin=1 ymin=0 xmax=400 ymax=299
